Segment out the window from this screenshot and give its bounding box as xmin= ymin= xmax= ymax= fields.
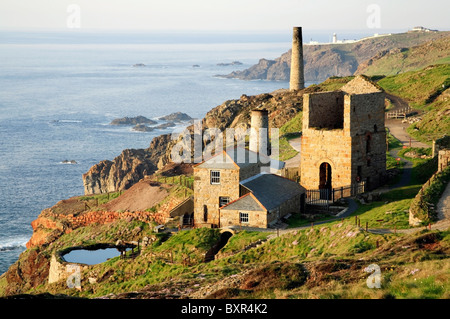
xmin=366 ymin=134 xmax=372 ymax=154
xmin=239 ymin=212 xmax=249 ymax=224
xmin=203 ymin=205 xmax=208 ymax=222
xmin=210 ymin=170 xmax=220 ymax=184
xmin=219 ymin=196 xmax=230 ymax=207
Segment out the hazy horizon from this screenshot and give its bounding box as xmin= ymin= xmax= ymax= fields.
xmin=1 ymin=1 xmax=449 ymax=32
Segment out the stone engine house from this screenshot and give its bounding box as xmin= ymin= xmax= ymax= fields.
xmin=300 ymin=75 xmax=387 ymax=192
xmin=193 ymin=147 xmax=305 ymax=229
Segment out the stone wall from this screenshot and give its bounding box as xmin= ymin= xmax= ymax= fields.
xmin=304 ymin=91 xmax=344 ymax=130
xmin=433 ymin=135 xmax=450 ymax=157
xmin=300 ymin=84 xmax=386 ymax=191
xmin=438 ymin=150 xmax=450 ymax=172
xmin=220 ymin=208 xmax=267 ymax=228
xmin=193 ymin=167 xmax=240 ymax=227
xmin=300 ymin=129 xmax=352 ymax=190
xmin=219 ymin=193 xmax=302 ymax=228
xmin=239 ymin=162 xmax=266 ymax=181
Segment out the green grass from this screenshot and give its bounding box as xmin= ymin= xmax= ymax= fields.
xmin=280 ymin=112 xmax=302 ymax=136
xmin=352 ymin=198 xmax=412 ymax=229
xmin=407 ymin=97 xmax=450 ymax=144
xmin=278 ymin=136 xmax=299 ymax=161
xmin=219 ymin=231 xmax=270 ymax=256
xmin=377 ymin=64 xmax=450 ymax=108
xmin=410 ymin=166 xmax=450 ymax=223
xmin=286 ymin=213 xmax=335 ymax=228
xmin=351 ymin=145 xmax=436 ymax=229
xmin=79 ymin=191 xmax=122 ymax=206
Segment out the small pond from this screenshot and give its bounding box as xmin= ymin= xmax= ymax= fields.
xmin=62 ymin=247 xmax=131 ymax=265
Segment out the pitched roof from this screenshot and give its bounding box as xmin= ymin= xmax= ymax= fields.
xmin=341 ymin=75 xmax=383 ymax=94
xmin=194 ymin=146 xmax=284 ymax=170
xmin=221 ymin=173 xmax=305 ymax=212
xmin=220 ymin=193 xmax=266 ymax=212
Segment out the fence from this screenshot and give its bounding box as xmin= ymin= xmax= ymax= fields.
xmin=385 ymin=107 xmax=413 ymax=119
xmin=306 ymin=181 xmax=366 ymax=210
xmin=281 ymin=167 xmax=300 ymax=182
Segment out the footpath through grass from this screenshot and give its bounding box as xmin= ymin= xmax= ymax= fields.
xmin=351 ymin=144 xmax=436 ymax=230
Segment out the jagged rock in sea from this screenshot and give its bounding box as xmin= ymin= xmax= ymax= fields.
xmin=158 ymin=112 xmax=192 ymax=122
xmin=132 ymin=124 xmax=155 ymax=132
xmin=110 ymin=116 xmax=157 ymax=126
xmin=156 ymin=122 xmax=176 ymax=129
xmin=217 ymin=61 xmax=243 ymax=66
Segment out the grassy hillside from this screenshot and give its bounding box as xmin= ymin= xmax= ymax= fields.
xmin=3 ymin=221 xmax=447 ymax=299
xmin=377 ymin=64 xmax=450 ymax=108
xmin=378 ymin=64 xmax=450 ymax=143
xmin=356 ymin=35 xmax=450 ymax=76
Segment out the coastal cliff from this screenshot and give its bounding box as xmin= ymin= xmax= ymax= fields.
xmin=82 ymin=134 xmax=173 ymax=195
xmin=220 ymin=31 xmax=450 ymax=82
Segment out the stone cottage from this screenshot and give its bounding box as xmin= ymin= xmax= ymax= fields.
xmin=193 ymin=147 xmax=305 ymax=228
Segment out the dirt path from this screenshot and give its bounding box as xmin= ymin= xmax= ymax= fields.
xmin=386 ymin=120 xmax=429 ymax=148
xmin=434 ymin=181 xmax=450 ymax=230
xmin=284 ymin=137 xmax=301 ymax=168
xmin=385 ymin=93 xmax=429 ymax=148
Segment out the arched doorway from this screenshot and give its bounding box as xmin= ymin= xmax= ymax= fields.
xmin=319 ymin=162 xmax=332 ymax=200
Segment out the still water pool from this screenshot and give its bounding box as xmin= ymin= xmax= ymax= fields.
xmin=62 ymin=248 xmax=126 ymax=265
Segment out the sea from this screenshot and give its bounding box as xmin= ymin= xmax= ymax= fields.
xmin=0 ymin=29 xmax=376 ymax=275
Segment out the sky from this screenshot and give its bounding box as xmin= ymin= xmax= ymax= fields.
xmin=0 ymin=0 xmax=449 ymax=32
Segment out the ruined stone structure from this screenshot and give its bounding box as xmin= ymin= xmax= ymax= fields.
xmin=289 ymin=26 xmax=305 ymax=91
xmin=249 ymin=109 xmax=270 ymax=156
xmin=193 ymin=147 xmax=303 ymax=228
xmin=438 ymin=150 xmax=450 ymax=172
xmin=300 ymin=75 xmax=386 ymax=192
xmin=433 ymin=135 xmax=450 ymax=158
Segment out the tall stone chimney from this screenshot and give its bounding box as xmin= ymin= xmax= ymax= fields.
xmin=249 ymin=109 xmax=270 ymax=156
xmin=289 ymin=26 xmax=305 ymax=91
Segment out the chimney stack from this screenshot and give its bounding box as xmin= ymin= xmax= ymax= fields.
xmin=289 ymin=26 xmax=305 ymax=91
xmin=249 ymin=109 xmax=270 ymax=156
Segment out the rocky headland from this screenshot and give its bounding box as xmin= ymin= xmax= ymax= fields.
xmin=219 ymin=31 xmax=450 ymax=82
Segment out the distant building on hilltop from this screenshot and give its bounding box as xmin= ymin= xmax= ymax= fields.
xmin=409 ymin=26 xmax=438 ymax=32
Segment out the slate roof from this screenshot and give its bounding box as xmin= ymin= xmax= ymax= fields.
xmin=220 ymin=193 xmax=265 ymax=212
xmin=194 ymin=146 xmax=285 ymax=171
xmin=221 ymin=173 xmax=305 ymax=212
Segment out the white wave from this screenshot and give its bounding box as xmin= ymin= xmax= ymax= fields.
xmin=0 ymin=236 xmax=28 ymax=252
xmin=59 ymin=160 xmax=78 ymax=165
xmin=59 ymin=120 xmax=82 ymax=123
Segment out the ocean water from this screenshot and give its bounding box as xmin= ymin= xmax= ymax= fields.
xmin=0 ymin=31 xmax=295 ymax=275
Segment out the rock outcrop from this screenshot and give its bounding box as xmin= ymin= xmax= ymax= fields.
xmin=82 ymin=134 xmax=173 ymax=194
xmin=110 ymin=116 xmax=157 ymax=126
xmin=158 ymin=112 xmax=192 ymax=122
